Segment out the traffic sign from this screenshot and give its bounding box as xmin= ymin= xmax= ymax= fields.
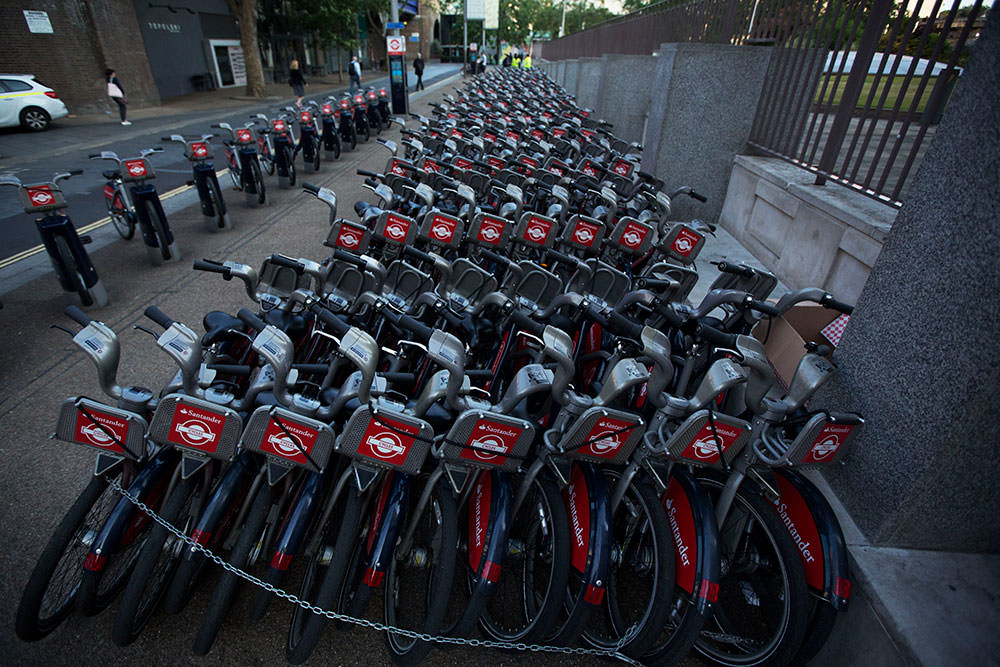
xmin=387 ymin=21 xmax=405 ymax=29
xmin=387 ymin=35 xmax=406 ymax=55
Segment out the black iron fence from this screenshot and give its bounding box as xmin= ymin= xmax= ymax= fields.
xmin=539 ymin=0 xmax=987 ymax=207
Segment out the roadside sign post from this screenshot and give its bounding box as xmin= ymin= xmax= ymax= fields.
xmin=387 ymin=35 xmax=408 ymax=115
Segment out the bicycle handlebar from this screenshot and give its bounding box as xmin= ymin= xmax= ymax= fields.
xmin=268 ymin=254 xmax=305 ymax=273
xmin=308 ymin=301 xmax=351 ymax=338
xmin=237 ymin=308 xmax=267 ymax=332
xmin=64 ymin=305 xmax=92 ymax=327
xmin=144 ymin=306 xmax=174 ymax=329
xmin=379 ymin=307 xmax=434 ymax=343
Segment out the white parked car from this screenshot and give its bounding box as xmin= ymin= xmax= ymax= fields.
xmin=0 ymin=74 xmax=69 ymax=131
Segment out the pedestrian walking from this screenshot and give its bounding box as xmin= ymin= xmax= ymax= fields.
xmin=105 ymin=68 xmax=130 ymax=126
xmin=289 ymin=59 xmax=306 ymax=108
xmin=413 ymin=55 xmax=425 ymax=91
xmin=349 ymin=55 xmax=362 ymax=95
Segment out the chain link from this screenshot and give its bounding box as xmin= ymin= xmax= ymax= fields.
xmin=108 ymin=475 xmax=642 ymax=665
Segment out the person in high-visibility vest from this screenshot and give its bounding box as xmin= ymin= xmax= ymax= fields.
xmin=523 ymin=54 xmax=532 ymax=69
xmin=512 ymin=53 xmax=522 ymax=68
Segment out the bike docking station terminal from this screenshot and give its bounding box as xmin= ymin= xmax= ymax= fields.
xmin=387 ymin=34 xmax=409 ymax=116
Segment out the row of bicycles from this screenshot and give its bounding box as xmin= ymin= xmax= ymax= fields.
xmin=16 ymin=67 xmax=862 ymax=666
xmin=0 ymin=86 xmax=394 ymax=308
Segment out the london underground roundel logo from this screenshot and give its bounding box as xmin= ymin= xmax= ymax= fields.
xmin=28 ymin=188 xmax=53 ymax=206
xmin=623 ymin=230 xmax=643 ymax=247
xmin=127 ymin=161 xmax=147 ymax=177
xmin=574 ymin=225 xmax=594 ymax=245
xmin=690 ymin=435 xmax=723 ymax=460
xmin=809 ymin=434 xmax=840 ymax=460
xmin=175 ymin=419 xmax=217 ymax=447
xmin=338 ymin=228 xmax=360 ymax=248
xmin=479 ymin=224 xmax=501 ymax=242
xmin=385 ymin=221 xmax=407 ymax=240
xmin=469 ymin=434 xmax=507 ymax=461
xmin=366 ymin=431 xmax=406 ymax=460
xmin=267 ymin=431 xmax=301 ymax=456
xmin=588 ymin=429 xmax=621 ymax=456
xmin=432 ymin=219 xmax=455 ymax=241
xmin=674 ymin=237 xmax=693 ymax=252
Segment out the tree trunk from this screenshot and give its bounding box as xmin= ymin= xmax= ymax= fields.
xmin=228 ymin=0 xmax=266 ymax=97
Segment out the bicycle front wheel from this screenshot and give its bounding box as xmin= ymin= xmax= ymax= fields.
xmin=144 ymin=200 xmax=175 ymax=264
xmin=384 ymin=475 xmax=458 ymax=665
xmin=246 ymin=158 xmax=265 ymax=207
xmin=193 ymin=482 xmax=274 ymax=656
xmin=52 ymin=235 xmax=94 ymax=307
xmin=111 ymin=474 xmax=199 ymax=646
xmin=15 ymin=475 xmax=117 ymax=641
xmin=311 ymin=138 xmax=321 ymax=172
xmin=479 ymin=471 xmax=570 ymax=644
xmin=694 ymin=483 xmax=809 ymax=667
xmin=281 ymin=144 xmax=297 ymax=187
xmin=106 ymin=190 xmax=134 ymax=240
xmin=260 ymin=140 xmax=276 ymax=175
xmin=582 ymin=472 xmax=674 ymax=658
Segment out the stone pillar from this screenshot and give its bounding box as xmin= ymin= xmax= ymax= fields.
xmin=596 ymin=54 xmax=658 ymax=144
xmin=817 ymin=14 xmax=1000 ymax=553
xmin=555 ymin=60 xmax=567 ymax=87
xmin=563 ymin=59 xmax=581 ymax=97
xmin=641 ymin=43 xmax=771 ymax=223
xmin=575 ymin=57 xmax=603 ymax=111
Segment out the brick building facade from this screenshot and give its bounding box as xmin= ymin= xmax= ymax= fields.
xmin=0 ymin=1 xmax=160 ymax=115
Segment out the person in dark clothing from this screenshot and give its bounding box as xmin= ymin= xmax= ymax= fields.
xmin=502 ymin=53 xmax=512 ymax=67
xmin=105 ymin=68 xmax=130 ymax=125
xmin=349 ymin=55 xmax=362 ymax=95
xmin=289 ymin=59 xmax=306 ymax=108
xmin=413 ymin=55 xmax=425 ymax=91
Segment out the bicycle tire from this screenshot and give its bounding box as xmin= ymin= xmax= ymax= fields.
xmin=192 ymin=482 xmax=273 ymax=655
xmin=582 ymin=473 xmax=674 ymax=658
xmin=144 ymin=199 xmax=174 ymax=264
xmin=360 ymin=122 xmax=370 ymax=143
xmin=260 ymin=140 xmax=276 ymax=176
xmin=52 ymin=235 xmax=94 ymax=307
xmin=205 ymin=176 xmax=228 ymax=231
xmin=15 ymin=475 xmax=116 ymax=641
xmin=384 ymin=476 xmax=458 ymax=665
xmin=111 ymin=474 xmax=198 ymax=646
xmin=286 ymin=483 xmax=362 ymax=664
xmin=75 ymin=502 xmax=151 ymax=617
xmin=107 ymin=190 xmax=135 ymax=240
xmin=694 ymin=483 xmax=810 ymax=667
xmin=331 ymin=132 xmax=341 ymax=160
xmin=282 ymin=144 xmax=297 ymax=187
xmin=479 ymin=471 xmax=570 ymax=644
xmin=794 ymin=597 xmax=839 ymax=664
xmin=349 ymin=126 xmax=357 ymax=150
xmin=245 ymin=158 xmax=266 ymax=207
xmin=311 ymin=137 xmax=321 ymax=172
xmin=228 ymin=151 xmax=240 ymax=189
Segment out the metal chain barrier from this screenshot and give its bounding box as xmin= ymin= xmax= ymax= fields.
xmin=108 ymin=475 xmax=642 ymax=665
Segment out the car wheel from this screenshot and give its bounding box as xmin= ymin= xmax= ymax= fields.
xmin=20 ymin=107 xmax=51 ymax=132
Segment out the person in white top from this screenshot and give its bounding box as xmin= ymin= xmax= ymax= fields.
xmin=350 ymin=55 xmax=362 ymax=95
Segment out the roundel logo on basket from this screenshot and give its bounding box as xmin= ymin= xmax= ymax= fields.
xmin=190 ymin=142 xmax=209 ymax=158
xmin=613 ymin=160 xmax=632 ymax=176
xmin=125 ymin=160 xmax=148 ymax=177
xmin=358 ymin=414 xmax=419 ymax=466
xmin=671 ymin=227 xmax=702 ymax=257
xmin=337 ymin=226 xmax=361 ymax=249
xmin=430 ymin=215 xmax=458 ymax=242
xmin=27 ymin=186 xmax=54 ymax=206
xmin=477 ymin=217 xmax=505 ymax=244
xmin=260 ymin=419 xmax=318 ymax=463
xmin=572 ymin=220 xmax=598 ymax=246
xmin=681 ymin=421 xmax=745 ymax=464
xmin=802 ymin=423 xmax=854 ymax=464
xmin=168 ymin=404 xmax=223 ymax=453
xmin=620 ymin=221 xmax=649 ymax=249
xmin=383 ymin=215 xmax=410 ymax=241
xmin=581 ymin=416 xmax=636 ymax=459
xmin=390 ymin=159 xmax=406 ymax=176
xmin=322 ymin=104 xmax=333 ymax=115
xmin=74 ymin=410 xmax=128 ymax=453
xmin=236 ymin=128 xmax=252 ymax=143
xmin=273 ymin=119 xmax=286 ymax=132
xmin=524 ymin=217 xmax=551 ymax=244
xmin=461 ymin=419 xmax=522 ymax=465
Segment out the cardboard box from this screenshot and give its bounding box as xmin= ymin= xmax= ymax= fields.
xmin=751 ymin=303 xmax=843 ymax=389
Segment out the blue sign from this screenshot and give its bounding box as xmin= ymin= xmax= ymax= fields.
xmin=387 ymin=22 xmax=405 ymax=29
